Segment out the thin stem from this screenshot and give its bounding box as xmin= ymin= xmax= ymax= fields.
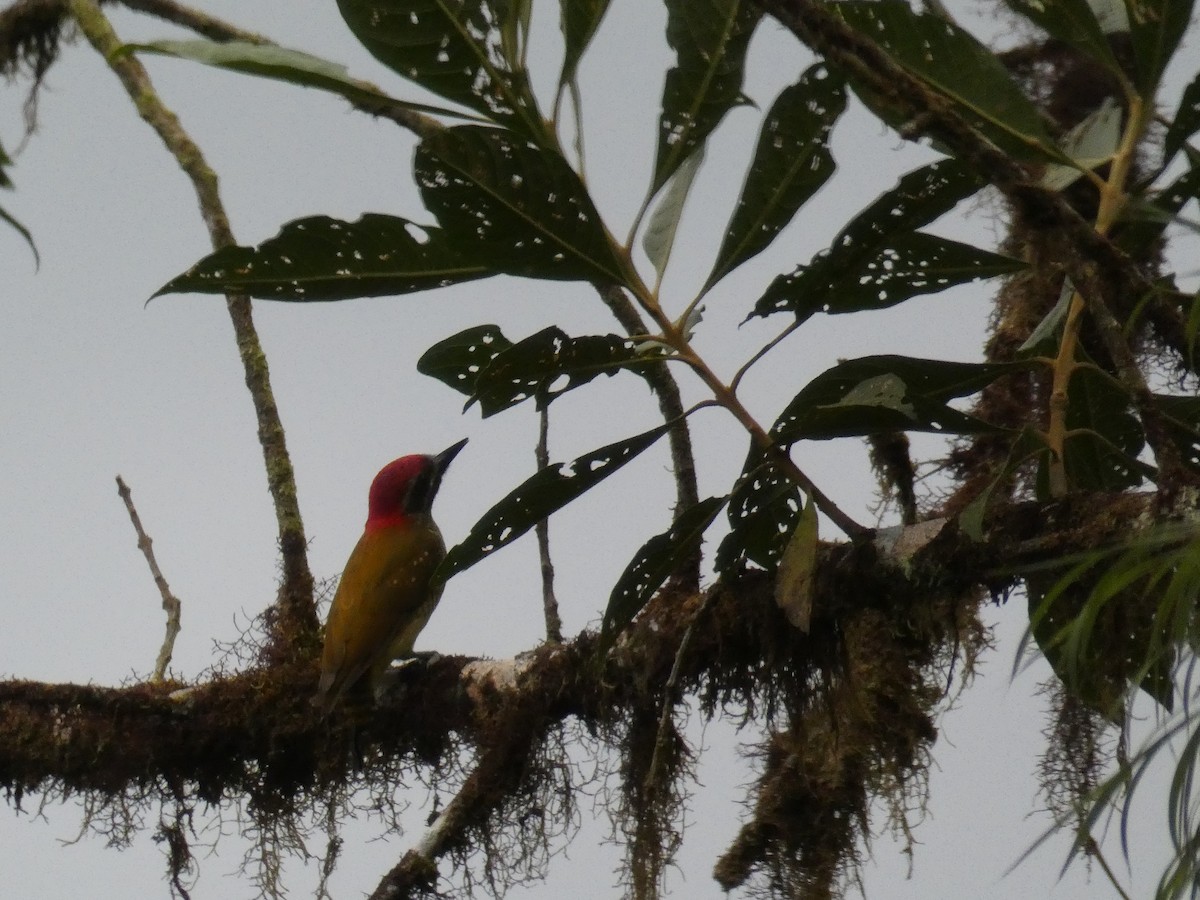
xmin=1045 ymin=290 xmax=1086 ymax=497
xmin=535 ymin=401 xmax=564 ymax=643
xmin=116 ymin=475 xmax=182 ymax=682
xmin=730 ymin=319 xmax=801 ymax=395
xmin=71 ymin=0 xmax=318 ymax=652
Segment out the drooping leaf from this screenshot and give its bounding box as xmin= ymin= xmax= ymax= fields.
xmin=1162 ymin=71 xmax=1200 ymax=166
xmin=651 ymin=0 xmax=762 ymax=195
xmin=1040 ymin=97 xmax=1123 ymax=191
xmin=1049 ymin=364 xmax=1148 ymax=492
xmin=336 ymin=0 xmax=549 ymax=143
xmin=770 ymin=356 xmax=1024 ymax=444
xmin=415 ymin=125 xmax=628 ymax=285
xmin=1126 ymin=0 xmax=1195 ymax=93
xmin=1150 ymin=393 xmax=1200 ymax=470
xmin=833 ymin=1 xmax=1060 ymax=161
xmin=715 ymin=445 xmax=803 ymax=574
xmin=0 ymin=203 xmax=38 ymax=268
xmin=774 ymin=493 xmax=819 ymax=632
xmin=1003 ymin=0 xmax=1121 ymax=75
xmin=417 ymin=324 xmax=514 ymax=397
xmin=599 ymin=495 xmax=728 ymax=652
xmin=1019 ymin=280 xmax=1076 ymax=357
xmin=560 ymin=0 xmax=612 ymax=83
xmin=751 ymin=159 xmax=995 ymax=320
xmin=1118 ymin=156 xmax=1200 ymax=255
xmin=643 ymin=144 xmax=706 ymax=282
xmin=120 ymin=40 xmax=483 ymax=122
xmin=0 ymin=140 xmax=37 ymax=267
xmin=958 ymin=427 xmax=1052 ymax=541
xmin=154 ymin=215 xmax=490 ymax=300
xmin=469 ymin=327 xmax=656 ymax=417
xmin=703 ymin=64 xmax=846 ymax=293
xmin=439 ymin=423 xmax=672 ymax=580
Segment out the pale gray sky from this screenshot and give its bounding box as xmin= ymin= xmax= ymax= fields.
xmin=1 ymin=1 xmax=1192 ymax=897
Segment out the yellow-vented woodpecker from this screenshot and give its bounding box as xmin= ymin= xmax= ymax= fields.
xmin=315 ymin=438 xmax=467 ymax=714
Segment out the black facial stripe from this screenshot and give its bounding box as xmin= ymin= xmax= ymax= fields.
xmin=403 ymin=465 xmax=439 ymax=514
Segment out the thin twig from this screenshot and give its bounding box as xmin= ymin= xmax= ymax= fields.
xmin=115 ymin=475 xmax=181 ymax=682
xmin=535 ymin=401 xmax=564 ymax=643
xmin=70 ymin=0 xmax=318 ymax=652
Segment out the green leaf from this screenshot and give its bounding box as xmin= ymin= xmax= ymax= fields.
xmin=336 ymin=0 xmax=549 ymax=142
xmin=1150 ymin=393 xmax=1200 ymax=469
xmin=560 ymin=0 xmax=612 ymax=83
xmin=652 ymin=0 xmax=761 ymax=195
xmin=470 ymin=327 xmax=655 ymax=417
xmin=642 ymin=144 xmax=706 ymax=282
xmin=1019 ymin=279 xmax=1075 ymax=357
xmin=774 ymin=493 xmax=819 ymax=632
xmin=1040 ymin=97 xmax=1123 ymax=191
xmin=1162 ymin=70 xmax=1200 ymax=165
xmin=833 ymin=1 xmax=1059 ymax=161
xmin=120 ymin=39 xmax=482 ymax=122
xmin=771 ymin=356 xmax=1024 ymax=444
xmin=1051 ymin=364 xmax=1147 ymax=491
xmin=1118 ymin=157 xmax=1200 ymax=255
xmin=599 ymin=495 xmax=728 ymax=652
xmin=704 ymin=64 xmax=846 ymax=293
xmin=154 ymin=215 xmax=490 ymax=300
xmin=1127 ymin=0 xmax=1195 ymax=92
xmin=0 ymin=202 xmax=38 ymax=268
xmin=439 ymin=423 xmax=672 ymax=579
xmin=417 ymin=324 xmax=514 ymax=397
xmin=715 ymin=445 xmax=803 ymax=574
xmin=415 ymin=125 xmax=628 ymax=285
xmin=958 ymin=427 xmax=1051 ymax=541
xmin=750 ymin=159 xmax=995 ymax=320
xmin=1003 ymin=0 xmax=1121 ymax=75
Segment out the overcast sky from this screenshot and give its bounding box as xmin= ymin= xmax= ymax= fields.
xmin=2 ymin=1 xmax=1195 ymax=897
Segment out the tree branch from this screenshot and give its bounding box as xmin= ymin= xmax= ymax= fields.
xmin=68 ymin=0 xmax=317 ymax=655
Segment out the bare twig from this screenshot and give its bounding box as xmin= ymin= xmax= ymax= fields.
xmin=69 ymin=0 xmax=317 ymax=653
xmin=535 ymin=401 xmax=564 ymax=643
xmin=115 ymin=475 xmax=181 ymax=682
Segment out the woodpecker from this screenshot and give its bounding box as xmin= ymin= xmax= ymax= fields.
xmin=315 ymin=438 xmax=467 ymax=714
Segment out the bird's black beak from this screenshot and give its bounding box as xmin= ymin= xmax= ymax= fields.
xmin=434 ymin=437 xmax=468 ymax=475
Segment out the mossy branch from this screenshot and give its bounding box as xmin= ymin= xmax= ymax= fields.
xmin=68 ymin=0 xmax=317 ymax=652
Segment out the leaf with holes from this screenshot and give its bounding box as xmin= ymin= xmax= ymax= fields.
xmin=771 ymin=356 xmax=1024 ymax=444
xmin=120 ymin=40 xmax=483 ymax=122
xmin=560 ymin=0 xmax=612 ymax=84
xmin=438 ymin=423 xmax=672 ymax=580
xmin=154 ymin=215 xmax=490 ymax=300
xmin=1154 ymin=394 xmax=1200 ymax=472
xmin=833 ymin=1 xmax=1059 ymax=161
xmin=716 ymin=445 xmax=803 ymax=574
xmin=760 ymin=232 xmax=1023 ymax=320
xmin=651 ymin=0 xmax=761 ymax=196
xmin=599 ymin=495 xmax=728 ymax=652
xmin=704 ymin=64 xmax=846 ymax=293
xmin=336 ymin=0 xmax=549 ymax=143
xmin=416 ymin=126 xmax=628 ymax=286
xmin=417 ymin=324 xmax=514 ymax=398
xmin=750 ymin=159 xmax=993 ymax=320
xmin=471 ymin=327 xmax=657 ymax=417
